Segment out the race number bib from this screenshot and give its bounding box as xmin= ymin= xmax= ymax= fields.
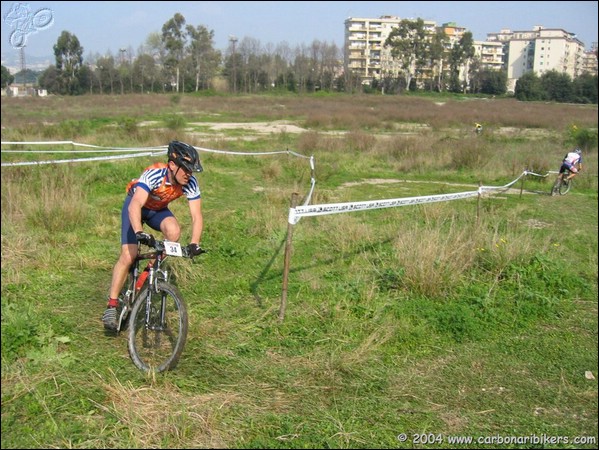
xmin=164 ymin=240 xmax=183 ymax=257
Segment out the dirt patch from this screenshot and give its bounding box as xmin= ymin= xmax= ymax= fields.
xmin=189 ymin=120 xmax=307 ymax=134
xmin=495 ymin=127 xmax=558 ymax=139
xmin=142 ymin=119 xmax=558 ymax=142
xmin=341 ymin=178 xmax=478 ymax=189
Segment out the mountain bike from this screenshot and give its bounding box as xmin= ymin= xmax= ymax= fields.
xmin=551 ymin=169 xmax=573 ymax=196
xmin=113 ymin=239 xmax=205 ymax=373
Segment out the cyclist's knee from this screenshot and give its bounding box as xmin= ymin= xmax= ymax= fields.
xmin=164 ymin=228 xmax=181 ymax=241
xmin=161 ymin=217 xmax=181 ymax=241
xmin=119 ymin=244 xmax=138 ymax=265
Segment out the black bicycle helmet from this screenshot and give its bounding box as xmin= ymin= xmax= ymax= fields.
xmin=167 ymin=140 xmax=203 ymax=173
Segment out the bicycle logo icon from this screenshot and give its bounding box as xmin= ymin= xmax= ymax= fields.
xmin=3 ymin=2 xmax=54 ymax=49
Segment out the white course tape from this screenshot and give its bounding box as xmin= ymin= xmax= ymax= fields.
xmin=1 ymin=140 xmax=75 ymax=145
xmin=303 ymin=176 xmax=316 ymax=207
xmin=525 ymin=169 xmax=558 ymax=178
xmin=194 ymin=146 xmax=289 ymax=156
xmin=1 ymin=151 xmax=159 ymax=167
xmin=288 ymin=150 xmax=312 ymax=160
xmin=288 ymin=169 xmax=554 ymax=224
xmin=1 ymin=148 xmax=165 ymax=153
xmin=289 ymin=190 xmax=479 ymax=224
xmin=1 ymin=140 xmax=166 ymax=151
xmin=301 ymin=156 xmax=317 ymax=206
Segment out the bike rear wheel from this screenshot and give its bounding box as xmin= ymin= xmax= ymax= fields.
xmin=128 ymin=282 xmax=188 ymax=373
xmin=558 ymin=178 xmax=572 ymax=195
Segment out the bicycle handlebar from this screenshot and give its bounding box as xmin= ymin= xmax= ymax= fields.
xmin=137 ymin=240 xmax=207 ymax=260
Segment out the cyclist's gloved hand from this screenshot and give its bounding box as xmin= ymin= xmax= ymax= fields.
xmin=187 ymin=243 xmax=204 ymax=256
xmin=136 ymin=231 xmax=155 ymax=247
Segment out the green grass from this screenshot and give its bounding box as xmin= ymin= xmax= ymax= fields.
xmin=1 ymin=94 xmax=597 ymax=449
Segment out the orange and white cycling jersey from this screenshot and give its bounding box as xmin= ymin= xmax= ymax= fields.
xmin=126 ymin=163 xmax=201 ymax=211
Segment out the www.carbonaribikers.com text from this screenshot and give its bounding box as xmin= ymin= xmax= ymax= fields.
xmin=396 ymin=433 xmax=597 ymax=446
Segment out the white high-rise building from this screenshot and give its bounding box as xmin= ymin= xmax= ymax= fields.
xmin=486 ymin=26 xmax=586 ymax=92
xmin=344 ymin=16 xmax=503 ymax=88
xmin=344 ymin=15 xmax=437 ymax=85
xmin=345 ymin=17 xmax=590 ymax=93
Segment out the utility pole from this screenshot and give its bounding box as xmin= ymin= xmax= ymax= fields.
xmin=88 ymin=62 xmax=93 ymax=94
xmin=19 ymin=46 xmax=26 ymax=89
xmin=229 ymin=35 xmax=238 ymax=93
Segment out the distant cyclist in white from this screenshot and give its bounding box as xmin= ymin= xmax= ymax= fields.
xmin=556 ymin=148 xmax=583 ymax=184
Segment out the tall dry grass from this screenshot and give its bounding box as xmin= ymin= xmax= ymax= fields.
xmin=2 ymin=94 xmax=596 ymax=132
xmin=1 ymin=165 xmax=89 ymax=230
xmin=382 ymin=206 xmax=548 ymax=298
xmin=1 ymin=165 xmax=89 ymax=280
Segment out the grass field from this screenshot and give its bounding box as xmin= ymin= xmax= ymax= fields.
xmin=1 ymin=93 xmax=598 ymax=449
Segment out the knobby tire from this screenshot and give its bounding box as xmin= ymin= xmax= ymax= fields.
xmin=558 ymin=178 xmax=572 ymax=195
xmin=128 ymin=282 xmax=188 ymax=373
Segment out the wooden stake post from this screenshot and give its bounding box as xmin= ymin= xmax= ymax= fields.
xmin=476 ymin=181 xmax=482 ymax=225
xmin=279 ymin=192 xmax=298 ymax=322
xmin=519 ymin=168 xmax=526 ymax=199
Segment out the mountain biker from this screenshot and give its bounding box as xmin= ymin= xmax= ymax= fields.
xmin=102 ymin=140 xmax=205 ymax=330
xmin=556 ymin=147 xmax=583 ymax=184
xmin=474 ymin=123 xmax=483 ymax=135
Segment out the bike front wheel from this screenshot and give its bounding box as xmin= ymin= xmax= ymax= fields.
xmin=128 ymin=282 xmax=188 ymax=373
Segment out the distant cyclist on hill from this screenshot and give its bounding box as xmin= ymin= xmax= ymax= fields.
xmin=102 ymin=140 xmax=205 ymax=330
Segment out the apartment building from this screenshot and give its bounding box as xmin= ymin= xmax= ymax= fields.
xmin=582 ymin=42 xmax=598 ymax=75
xmin=473 ymin=41 xmax=504 ymax=71
xmin=345 ymin=17 xmax=591 ymax=92
xmin=439 ymin=22 xmax=466 ymax=47
xmin=345 ymin=16 xmax=504 ymax=87
xmin=435 ymin=22 xmax=504 ymax=72
xmin=344 ymin=15 xmax=437 ymax=85
xmin=486 ymin=26 xmax=586 ymax=92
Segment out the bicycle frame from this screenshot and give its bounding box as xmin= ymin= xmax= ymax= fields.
xmin=113 ymin=239 xmax=203 ymax=372
xmin=117 ymin=247 xmax=171 ymax=331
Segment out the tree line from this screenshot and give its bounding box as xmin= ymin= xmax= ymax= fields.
xmin=1 ymin=13 xmax=597 ymax=103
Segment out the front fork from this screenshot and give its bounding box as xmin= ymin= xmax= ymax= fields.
xmin=144 ymin=259 xmax=169 ymax=330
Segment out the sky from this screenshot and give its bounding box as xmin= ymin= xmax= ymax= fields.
xmin=1 ymin=0 xmax=598 ymax=63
